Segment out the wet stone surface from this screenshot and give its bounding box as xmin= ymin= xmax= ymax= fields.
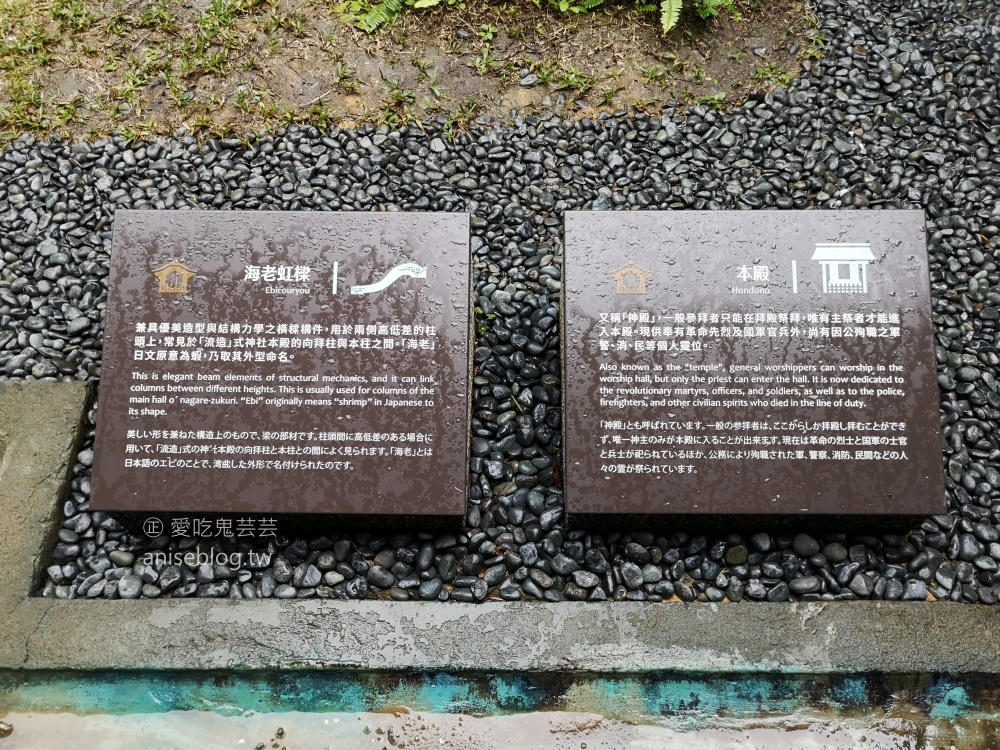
xmin=7 ymin=0 xmax=1000 ymax=604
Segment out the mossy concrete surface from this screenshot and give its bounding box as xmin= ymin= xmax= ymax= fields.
xmin=2 ymin=382 xmax=999 ymax=675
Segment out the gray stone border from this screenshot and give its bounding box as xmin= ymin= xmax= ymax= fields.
xmin=2 ymin=382 xmax=998 ymax=675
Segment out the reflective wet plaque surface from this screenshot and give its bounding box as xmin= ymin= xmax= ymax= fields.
xmin=564 ymin=210 xmax=943 ymax=517
xmin=92 ymin=211 xmax=470 ymax=515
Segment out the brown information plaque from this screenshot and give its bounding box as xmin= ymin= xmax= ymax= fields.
xmin=564 ymin=210 xmax=944 ymax=519
xmin=92 ymin=211 xmax=470 ymax=516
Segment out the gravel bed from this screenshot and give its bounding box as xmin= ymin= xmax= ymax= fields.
xmin=5 ymin=0 xmax=1000 ymax=603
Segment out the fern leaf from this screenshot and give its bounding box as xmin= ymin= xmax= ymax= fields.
xmin=358 ymin=0 xmax=402 ymax=32
xmin=660 ymin=0 xmax=681 ymax=34
xmin=357 ymin=6 xmax=385 ymax=32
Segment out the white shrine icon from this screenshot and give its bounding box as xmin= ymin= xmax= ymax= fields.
xmin=811 ymin=243 xmax=875 ymax=294
xmin=610 ymin=262 xmax=653 ymax=295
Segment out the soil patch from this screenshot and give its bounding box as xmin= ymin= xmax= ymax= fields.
xmin=0 ymin=0 xmax=818 ymax=142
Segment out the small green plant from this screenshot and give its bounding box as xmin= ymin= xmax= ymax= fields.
xmin=308 ymin=102 xmax=336 ymax=128
xmin=697 ymin=91 xmax=725 ymax=110
xmin=753 ymin=60 xmax=792 ymax=87
xmin=389 ymin=88 xmax=417 ymax=109
xmin=555 ymin=65 xmax=596 ymax=95
xmin=115 ymin=64 xmax=150 ymax=102
xmin=217 ymin=28 xmax=242 ymax=49
xmin=137 ymin=0 xmax=177 ymax=31
xmin=333 ymin=60 xmax=360 ymax=93
xmin=473 ymin=306 xmax=495 ymax=337
xmin=54 ymin=95 xmax=83 ymax=126
xmin=286 ymin=14 xmax=307 ymax=35
xmin=692 ymin=0 xmax=738 ymax=20
xmin=641 ymin=64 xmax=668 ymax=85
xmin=752 ymin=61 xmax=775 ymax=83
xmin=471 ymin=45 xmax=497 ymax=75
xmin=411 ymin=56 xmax=431 ymax=75
xmin=263 ymin=11 xmax=307 ymax=35
xmin=547 ymin=0 xmax=602 ymax=13
xmin=50 ymin=0 xmax=95 ymax=32
xmin=597 ymin=86 xmax=622 ymax=106
xmin=801 ymin=30 xmax=827 ymax=60
xmin=118 ymin=125 xmax=142 ymax=143
xmin=531 ymin=60 xmax=556 ymax=84
xmin=163 ymin=72 xmax=190 ymax=108
xmin=234 ymin=85 xmax=255 ymax=113
xmin=5 ymin=73 xmax=41 ymax=107
xmin=378 ymin=74 xmax=416 ymax=124
xmin=427 ymin=69 xmax=444 ymax=98
xmin=478 ymin=23 xmax=498 ymax=42
xmin=199 ymin=49 xmax=228 ymax=75
xmin=104 ymin=10 xmax=130 ymax=36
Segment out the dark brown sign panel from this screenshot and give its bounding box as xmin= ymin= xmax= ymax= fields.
xmin=92 ymin=211 xmax=470 ymax=515
xmin=564 ymin=210 xmax=944 ymax=517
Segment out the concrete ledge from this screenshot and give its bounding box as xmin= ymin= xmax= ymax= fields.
xmin=3 ymin=598 xmax=998 ymax=674
xmin=0 ymin=381 xmax=89 ymax=673
xmin=2 ymin=382 xmax=998 ymax=676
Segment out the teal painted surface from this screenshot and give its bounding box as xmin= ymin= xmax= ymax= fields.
xmin=929 ymin=684 xmax=973 ymax=720
xmin=0 ymin=670 xmax=997 ymax=721
xmin=5 ymin=671 xmax=1000 ymax=749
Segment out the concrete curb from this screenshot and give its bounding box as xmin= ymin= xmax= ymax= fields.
xmin=5 ymin=598 xmax=1000 ymax=674
xmin=2 ymin=382 xmax=998 ymax=675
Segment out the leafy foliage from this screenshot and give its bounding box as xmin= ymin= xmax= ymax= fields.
xmin=659 ymin=0 xmax=682 ymax=33
xmin=692 ymin=0 xmax=738 ymax=20
xmin=337 ymin=0 xmax=464 ymax=32
xmin=546 ymin=0 xmax=602 ymax=14
xmin=357 ymin=0 xmax=403 ymax=32
xmin=340 ymin=0 xmax=734 ymax=34
xmin=50 ymin=0 xmax=96 ymax=31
